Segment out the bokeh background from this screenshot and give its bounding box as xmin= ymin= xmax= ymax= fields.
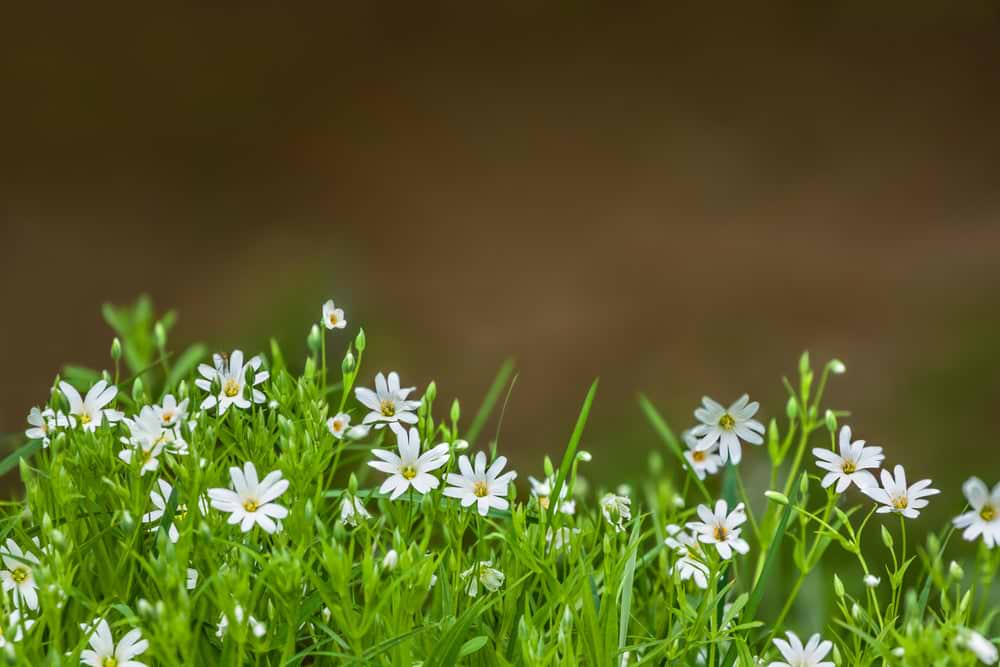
xmin=3 ymin=3 xmax=999 ymax=535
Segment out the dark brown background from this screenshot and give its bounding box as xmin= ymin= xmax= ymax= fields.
xmin=3 ymin=4 xmax=1000 ymax=514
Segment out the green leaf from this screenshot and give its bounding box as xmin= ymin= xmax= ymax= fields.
xmin=618 ymin=518 xmax=641 ymax=653
xmin=0 ymin=440 xmax=41 ymax=476
xmin=465 ymin=358 xmax=515 ymax=446
xmin=637 ymin=394 xmax=712 ymax=503
xmin=164 ymin=343 xmax=207 ymax=392
xmin=547 ymin=379 xmax=598 ymax=525
xmin=458 ymin=635 xmax=489 ymax=657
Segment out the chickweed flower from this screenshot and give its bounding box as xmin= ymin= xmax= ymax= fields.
xmin=151 ymin=394 xmax=188 ymax=428
xmin=326 ymin=413 xmax=351 ymax=439
xmin=546 ymin=526 xmax=581 ymax=552
xmin=355 ymin=372 xmax=421 ymax=429
xmin=121 ymin=406 xmax=190 ymax=456
xmin=117 ymin=437 xmax=164 ymax=475
xmin=528 ymin=475 xmax=576 ymax=515
xmin=142 ymin=479 xmax=207 ymax=543
xmin=687 ymin=500 xmax=749 ymax=559
xmin=683 ymin=430 xmax=723 ymax=480
xmin=322 ymin=300 xmax=347 ymax=330
xmin=769 ymin=630 xmax=834 ymax=667
xmin=863 ymin=574 xmax=881 ymax=588
xmin=196 ymin=350 xmax=269 ymax=415
xmin=59 ymin=379 xmax=122 ymax=431
xmin=25 ymin=407 xmax=75 ymax=446
xmin=443 ymin=452 xmax=517 ymax=516
xmin=208 ymin=462 xmax=289 ymax=534
xmin=600 ymin=493 xmax=632 ymax=532
xmin=368 ymin=424 xmax=450 ymax=499
xmin=862 ymin=465 xmax=939 ymax=519
xmin=958 ymin=628 xmax=998 ymax=665
xmin=953 ymin=477 xmax=1000 ymax=548
xmin=812 ymin=425 xmax=883 ymax=493
xmin=80 ymin=619 xmax=148 ymax=667
xmin=691 ymin=394 xmax=765 ymax=464
xmin=461 ymin=561 xmax=505 ymax=596
xmin=0 ymin=539 xmax=39 ymax=610
xmin=339 ymin=495 xmax=371 ymax=527
xmin=0 ymin=609 xmax=33 ymax=647
xmin=665 ymin=525 xmax=710 ymax=589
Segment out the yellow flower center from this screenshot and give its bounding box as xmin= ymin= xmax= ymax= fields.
xmin=102 ymin=658 xmax=118 ymax=667
xmin=243 ymin=499 xmax=259 ymax=513
xmin=161 ymin=411 xmax=174 ymax=424
xmin=473 ymin=481 xmax=489 ymax=498
xmin=329 ymin=314 xmax=339 ymax=326
xmin=712 ymin=525 xmax=728 ymax=541
xmin=80 ymin=413 xmax=92 ymax=425
xmin=981 ymin=505 xmax=996 ymax=522
xmin=841 ymin=461 xmax=856 ymax=474
xmin=892 ymin=496 xmax=909 ymax=510
xmin=539 ymin=496 xmax=550 ymax=510
xmin=223 ymin=378 xmax=241 ymax=397
xmin=380 ymin=400 xmax=395 ymax=417
xmin=332 ymin=419 xmax=344 ymax=431
xmin=692 ymin=450 xmax=706 ymax=463
xmin=177 ymin=504 xmax=189 ymax=522
xmin=402 ymin=466 xmax=417 ymax=480
xmin=718 ymin=413 xmax=736 ymax=431
xmin=11 ymin=568 xmax=27 ymax=584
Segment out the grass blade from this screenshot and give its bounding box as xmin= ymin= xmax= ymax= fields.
xmin=638 ymin=394 xmax=712 ymax=503
xmin=465 ymin=358 xmax=515 ymax=446
xmin=547 ymin=379 xmax=599 ymax=525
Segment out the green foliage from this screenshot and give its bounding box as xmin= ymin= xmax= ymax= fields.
xmin=1 ymin=304 xmax=997 ymax=665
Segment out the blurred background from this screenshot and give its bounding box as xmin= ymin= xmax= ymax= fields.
xmin=2 ymin=3 xmax=999 ymax=536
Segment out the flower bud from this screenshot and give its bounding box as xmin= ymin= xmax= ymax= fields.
xmin=450 ymin=399 xmax=461 ymax=424
xmin=120 ymin=511 xmax=135 ymax=533
xmin=425 ymin=381 xmax=437 ymax=404
xmin=799 ymin=473 xmax=810 ymax=497
xmin=881 ymin=525 xmax=894 ymax=550
xmin=824 ymin=409 xmax=837 ymax=434
xmin=154 ymin=321 xmax=167 ymax=349
xmin=452 ymin=439 xmax=469 ymax=452
xmin=833 ymin=574 xmax=845 ymax=597
xmin=577 ymin=451 xmax=592 ymax=463
xmin=354 ymin=328 xmax=366 ymax=352
xmin=111 ymin=337 xmax=122 ymax=362
xmin=786 ymin=397 xmax=798 ymax=420
xmin=382 ymin=549 xmax=399 ymax=571
xmin=827 ymin=359 xmax=846 ymax=375
xmin=949 ymin=560 xmax=964 ymax=581
xmin=349 ymin=473 xmax=359 ymax=495
xmin=307 ymin=324 xmax=322 ymax=355
xmin=132 ymin=378 xmax=145 ymax=403
xmin=799 ymin=351 xmax=811 ymax=375
xmin=341 ymin=350 xmax=355 ymax=374
xmin=765 ymin=490 xmax=789 ymax=505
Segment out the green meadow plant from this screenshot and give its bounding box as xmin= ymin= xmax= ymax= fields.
xmin=2 ymin=297 xmax=998 ymax=665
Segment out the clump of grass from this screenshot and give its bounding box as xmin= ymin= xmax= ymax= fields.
xmin=2 ymin=298 xmax=998 ymax=665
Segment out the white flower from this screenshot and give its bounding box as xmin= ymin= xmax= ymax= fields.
xmin=959 ymin=628 xmax=999 ymax=665
xmin=381 ymin=549 xmax=399 ymax=570
xmin=250 ymin=618 xmax=267 ymax=638
xmin=687 ymin=500 xmax=750 ymax=560
xmin=665 ymin=525 xmax=710 ymax=589
xmin=141 ymin=479 xmax=208 ymax=543
xmin=151 ymin=394 xmax=188 ymax=428
xmin=345 ymin=425 xmax=371 ymax=440
xmin=208 ymin=462 xmax=289 ymax=534
xmin=327 ymin=413 xmax=351 ymax=439
xmin=355 ymin=372 xmax=421 ymax=429
xmin=339 ymin=495 xmax=371 ymax=527
xmin=368 ymin=424 xmax=450 ymax=500
xmin=216 ymin=605 xmax=264 ymax=640
xmin=691 ymin=394 xmax=765 ymax=465
xmin=863 ymin=574 xmax=880 ymax=588
xmin=0 ymin=609 xmax=34 ymax=647
xmin=117 ymin=415 xmax=165 ymax=476
xmin=186 ymin=567 xmax=198 ymax=590
xmin=768 ymin=631 xmax=833 ymax=667
xmin=121 ymin=406 xmax=190 ymax=457
xmin=25 ymin=407 xmax=75 ymax=446
xmin=195 ymin=350 xmax=269 ymax=415
xmin=443 ymin=452 xmax=518 ymax=516
xmin=528 ymin=475 xmax=576 ymax=515
xmin=683 ymin=430 xmax=723 ymax=480
xmin=461 ymin=561 xmax=505 ymax=596
xmin=600 ymin=494 xmax=632 ymax=532
xmin=322 ymin=300 xmax=347 ymax=330
xmin=953 ymin=477 xmax=1000 ymax=548
xmin=862 ymin=465 xmax=939 ymax=519
xmin=59 ymin=380 xmax=122 ymax=432
xmin=0 ymin=539 xmax=40 ymax=611
xmin=812 ymin=425 xmax=883 ymax=493
xmin=80 ymin=619 xmax=148 ymax=667
xmin=546 ymin=526 xmax=581 ymax=552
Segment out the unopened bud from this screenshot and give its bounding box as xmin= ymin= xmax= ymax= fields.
xmin=828 ymin=359 xmax=846 ymax=375
xmin=824 ymin=410 xmax=837 ymax=434
xmin=452 ymin=439 xmax=469 ymax=451
xmin=833 ymin=574 xmax=845 ymax=598
xmin=354 ymin=328 xmax=366 ymax=352
xmin=881 ymin=525 xmax=894 ymax=550
xmin=577 ymin=451 xmax=592 ymax=463
xmin=786 ymin=397 xmax=798 ymax=420
xmin=765 ymin=490 xmax=789 ymax=505
xmin=424 ymin=381 xmax=437 ymax=404
xmin=949 ymin=560 xmax=964 ymax=581
xmin=154 ymin=321 xmax=167 ymax=349
xmin=450 ymin=399 xmax=461 ymax=423
xmin=132 ymin=378 xmax=145 ymax=403
xmin=341 ymin=351 xmax=355 ymax=374
xmin=307 ymin=324 xmax=321 ymax=355
xmin=111 ymin=337 xmax=122 ymax=362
